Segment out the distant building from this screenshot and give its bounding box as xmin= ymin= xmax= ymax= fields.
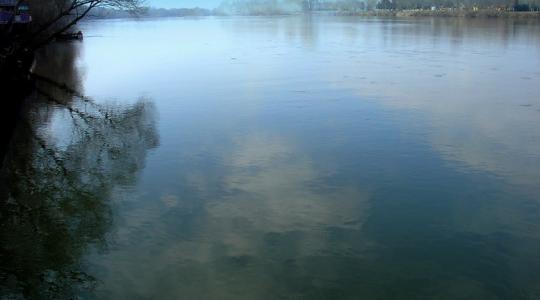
xmin=0 ymin=0 xmax=32 ymax=25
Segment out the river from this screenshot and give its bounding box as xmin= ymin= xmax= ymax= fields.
xmin=1 ymin=15 xmax=540 ymax=299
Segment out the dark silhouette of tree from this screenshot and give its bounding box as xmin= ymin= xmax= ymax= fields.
xmin=1 ymin=0 xmax=145 ymax=66
xmin=26 ymin=0 xmax=145 ymax=50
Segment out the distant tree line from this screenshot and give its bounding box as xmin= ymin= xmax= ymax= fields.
xmin=215 ymin=0 xmax=306 ymax=15
xmin=320 ymin=0 xmax=540 ymax=11
xmin=90 ymin=7 xmax=212 ymax=18
xmin=215 ymin=0 xmax=540 ymax=13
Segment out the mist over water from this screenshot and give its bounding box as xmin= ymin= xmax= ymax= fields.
xmin=2 ymin=15 xmax=540 ymax=299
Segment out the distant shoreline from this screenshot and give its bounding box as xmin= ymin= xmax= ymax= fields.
xmin=87 ymin=9 xmax=540 ymax=20
xmin=332 ymin=9 xmax=540 ymax=18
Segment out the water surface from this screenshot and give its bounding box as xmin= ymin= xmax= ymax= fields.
xmin=1 ymin=16 xmax=540 ymax=299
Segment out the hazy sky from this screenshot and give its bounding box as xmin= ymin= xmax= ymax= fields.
xmin=147 ymin=0 xmax=222 ymax=8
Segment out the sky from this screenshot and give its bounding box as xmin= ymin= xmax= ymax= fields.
xmin=146 ymin=0 xmax=223 ymax=9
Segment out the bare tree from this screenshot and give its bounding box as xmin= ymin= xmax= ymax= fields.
xmin=26 ymin=0 xmax=145 ymax=49
xmin=0 ymin=0 xmax=144 ymax=60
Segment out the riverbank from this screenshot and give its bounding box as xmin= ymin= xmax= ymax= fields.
xmin=335 ymin=9 xmax=540 ymax=18
xmin=64 ymin=5 xmax=540 ymax=20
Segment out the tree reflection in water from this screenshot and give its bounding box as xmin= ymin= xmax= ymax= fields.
xmin=0 ymin=43 xmax=159 ymax=299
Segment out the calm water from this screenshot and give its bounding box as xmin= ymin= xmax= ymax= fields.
xmin=1 ymin=16 xmax=540 ymax=299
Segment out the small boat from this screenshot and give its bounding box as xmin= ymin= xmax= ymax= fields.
xmin=57 ymin=31 xmax=83 ymax=41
